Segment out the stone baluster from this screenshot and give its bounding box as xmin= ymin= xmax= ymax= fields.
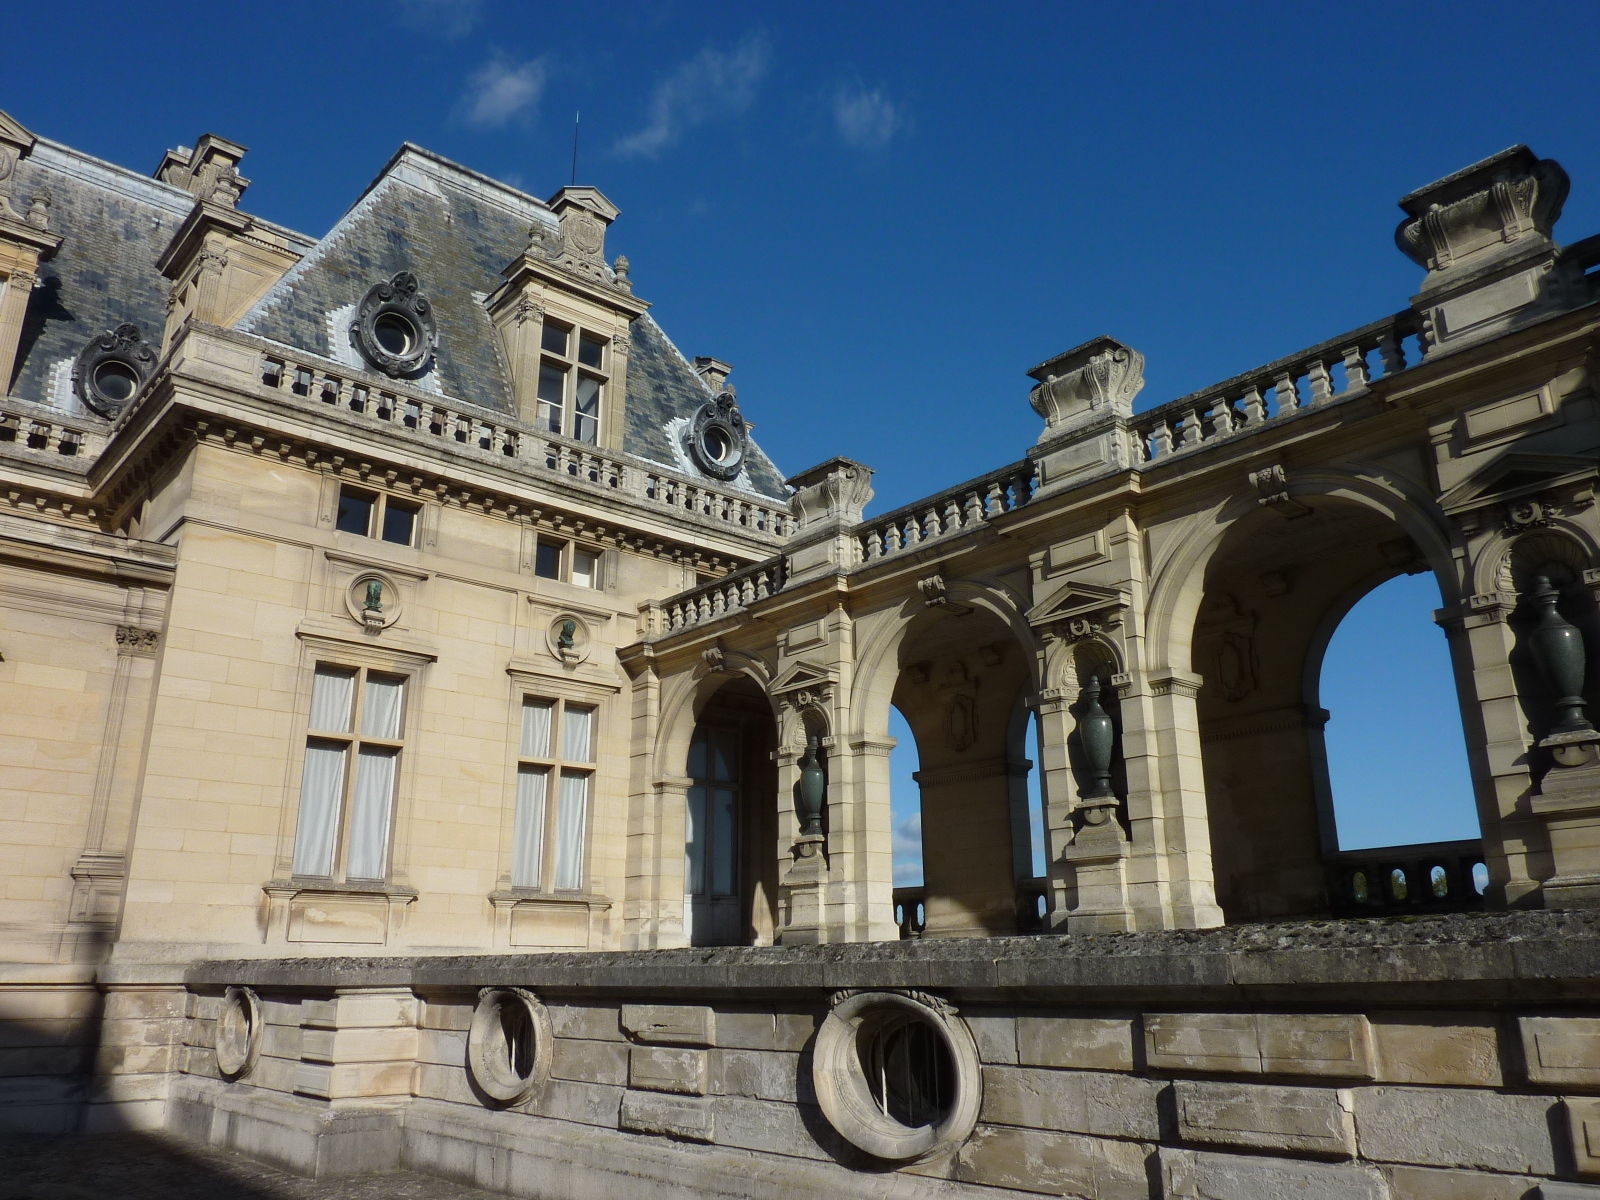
xmin=1274 ymin=371 xmax=1300 ymax=414
xmin=1013 ymin=469 xmax=1033 ymax=506
xmin=1307 ymin=358 xmax=1335 ymax=406
xmin=981 ymin=480 xmax=1002 ymax=518
xmin=1177 ymin=407 xmax=1201 ymax=448
xmin=942 ymin=496 xmax=962 ymax=531
xmin=1341 ymin=345 xmax=1370 ymax=391
xmin=922 ymin=506 xmax=941 ymax=540
xmin=1379 ymin=331 xmax=1406 ymax=377
xmin=1150 ymin=419 xmax=1173 ymax=458
xmin=1241 ymin=385 xmax=1267 ymax=426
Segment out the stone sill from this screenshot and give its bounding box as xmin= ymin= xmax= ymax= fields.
xmin=186 ymin=909 xmax=1600 ymax=1002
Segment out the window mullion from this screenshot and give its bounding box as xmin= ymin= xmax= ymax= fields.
xmin=544 ymin=700 xmax=566 ymax=891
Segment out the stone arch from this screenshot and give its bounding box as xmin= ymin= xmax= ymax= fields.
xmin=1145 ymin=463 xmax=1461 ymax=679
xmin=848 ymin=575 xmax=1040 ymax=745
xmin=1175 ymin=465 xmax=1469 ymax=921
xmin=653 ymin=655 xmax=777 ymax=786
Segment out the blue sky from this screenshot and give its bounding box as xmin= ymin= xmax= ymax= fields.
xmin=8 ymin=0 xmax=1590 ymax=882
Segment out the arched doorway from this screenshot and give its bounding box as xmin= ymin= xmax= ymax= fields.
xmin=684 ymin=676 xmax=779 ymax=946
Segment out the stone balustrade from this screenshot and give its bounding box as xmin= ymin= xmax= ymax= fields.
xmin=658 ymin=557 xmax=788 ymax=635
xmin=0 ymin=397 xmax=105 ymax=461
xmin=1130 ymin=310 xmax=1425 ymax=464
xmin=251 ymin=346 xmax=791 ymax=539
xmin=855 ymin=460 xmax=1036 ymax=563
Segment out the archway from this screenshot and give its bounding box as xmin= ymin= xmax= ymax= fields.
xmin=683 ymin=675 xmax=779 ymax=946
xmin=1190 ymin=495 xmax=1473 ymax=921
xmin=890 ymin=605 xmax=1035 ymax=937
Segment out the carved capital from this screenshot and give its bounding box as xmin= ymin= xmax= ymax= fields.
xmin=115 ymin=626 xmax=161 ymax=656
xmin=786 ymin=457 xmax=875 ymax=531
xmin=1027 ymin=336 xmax=1144 ymax=440
xmin=1249 ymin=464 xmax=1312 ymax=520
xmin=1396 ymin=146 xmax=1568 ymax=275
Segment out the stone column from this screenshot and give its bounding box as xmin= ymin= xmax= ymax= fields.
xmin=1135 ymin=669 xmax=1225 ymax=928
xmin=620 ymin=652 xmax=689 ymax=949
xmin=1439 ymin=594 xmax=1545 ymax=905
xmin=824 ymin=734 xmax=898 ymax=943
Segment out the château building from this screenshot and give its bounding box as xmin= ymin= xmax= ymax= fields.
xmin=4 ymin=108 xmax=1600 ymax=1198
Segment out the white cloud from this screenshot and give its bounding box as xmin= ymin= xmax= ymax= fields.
xmin=892 ymin=810 xmax=923 ymax=887
xmin=459 ymin=55 xmax=547 ymax=128
xmin=398 ymin=0 xmax=480 ymax=39
xmin=613 ymin=34 xmax=770 ymax=159
xmin=832 ymin=84 xmax=903 ymax=150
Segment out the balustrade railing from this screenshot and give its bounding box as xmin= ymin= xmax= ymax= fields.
xmin=893 ymin=887 xmax=926 ymax=939
xmin=252 ymin=346 xmax=791 ymax=539
xmin=1130 ymin=310 xmax=1424 ymax=464
xmin=0 ymin=398 xmax=104 ymax=461
xmin=1325 ymin=838 xmax=1487 ymax=917
xmin=658 ymin=556 xmax=788 ymax=635
xmin=856 ymin=460 xmax=1035 ymax=565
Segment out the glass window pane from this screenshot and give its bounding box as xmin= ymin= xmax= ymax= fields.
xmin=687 ymin=732 xmax=707 ymax=782
xmin=710 ymin=787 xmax=737 ymax=897
xmin=336 ymin=489 xmax=375 ymax=536
xmin=573 ymin=376 xmax=600 ymax=445
xmin=685 ymin=785 xmax=707 ymax=896
xmin=711 ymin=730 xmax=738 ymax=783
xmin=541 ymin=322 xmax=569 ymax=356
xmin=381 ymin=501 xmax=417 ymax=546
xmin=571 ymin=549 xmax=598 ymax=589
xmin=554 ymin=770 xmax=589 ymax=890
xmin=512 ymin=765 xmax=548 ymax=888
xmin=361 ymin=675 xmax=405 ymax=739
xmin=521 ymin=699 xmax=554 ymax=759
xmin=563 ymin=705 xmax=594 ymax=762
xmin=535 ymin=541 xmax=562 ymax=580
xmin=309 ymin=667 xmax=355 ymax=733
xmin=346 ymin=747 xmax=398 ymax=880
xmin=291 ymin=741 xmax=346 ymax=877
xmin=578 ymin=335 xmax=604 ymax=368
xmin=537 ymin=364 xmax=566 ymax=434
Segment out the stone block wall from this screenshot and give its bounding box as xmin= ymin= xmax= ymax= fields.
xmin=146 ymin=914 xmax=1600 ymax=1199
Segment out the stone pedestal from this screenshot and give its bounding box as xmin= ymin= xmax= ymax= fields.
xmin=1061 ymin=808 xmax=1134 ymax=934
xmin=778 ymin=834 xmax=827 ymax=945
xmin=1532 ymin=741 xmax=1600 ymax=909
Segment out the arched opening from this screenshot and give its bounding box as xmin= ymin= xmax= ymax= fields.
xmin=1192 ymin=496 xmax=1482 ymax=921
xmin=889 ymin=605 xmax=1036 ymax=937
xmin=684 ymin=675 xmax=779 ymax=946
xmin=1317 ymin=573 xmax=1478 ymax=848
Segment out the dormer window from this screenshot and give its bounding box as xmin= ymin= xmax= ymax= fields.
xmin=535 ymin=320 xmax=606 ymax=446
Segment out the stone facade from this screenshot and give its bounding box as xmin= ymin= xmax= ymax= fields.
xmin=4 ymin=109 xmax=1600 ymax=1197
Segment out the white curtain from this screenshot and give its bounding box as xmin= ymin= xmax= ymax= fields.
xmin=292 ymin=741 xmax=346 ymax=876
xmin=362 ymin=675 xmax=405 ymax=739
xmin=309 ymin=668 xmax=355 ymax=733
xmin=684 ymin=785 xmax=707 ymax=896
xmin=512 ymin=765 xmax=549 ymax=888
xmin=346 ymin=747 xmax=398 ymax=880
xmin=522 ymin=699 xmax=553 ymax=759
xmin=562 ymin=705 xmax=594 ymax=763
xmin=554 ymin=769 xmax=589 ymax=890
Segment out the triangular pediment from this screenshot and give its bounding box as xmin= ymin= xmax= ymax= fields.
xmin=1026 ymin=581 xmax=1126 ymax=629
xmin=1439 ymin=451 xmax=1598 ymax=516
xmin=0 ymin=110 xmax=37 ymax=155
xmin=768 ymin=659 xmax=835 ymax=696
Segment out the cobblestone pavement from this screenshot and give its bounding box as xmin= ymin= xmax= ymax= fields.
xmin=0 ymin=1133 xmax=502 ymax=1200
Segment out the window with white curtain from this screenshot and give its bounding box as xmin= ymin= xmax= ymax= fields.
xmin=291 ymin=664 xmax=407 ymax=882
xmin=512 ymin=696 xmax=595 ymax=892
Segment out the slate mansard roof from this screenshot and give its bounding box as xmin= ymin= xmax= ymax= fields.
xmin=236 ymin=144 xmax=788 ymax=498
xmin=8 ymin=141 xmax=201 ymax=411
xmin=9 ymin=133 xmax=788 ymax=499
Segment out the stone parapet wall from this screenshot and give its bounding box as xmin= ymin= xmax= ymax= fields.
xmin=134 ymin=913 xmax=1600 ymax=1197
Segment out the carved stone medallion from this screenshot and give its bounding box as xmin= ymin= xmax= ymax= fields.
xmin=73 ymin=324 xmax=158 ymax=418
xmin=349 ymin=272 xmax=437 ymax=379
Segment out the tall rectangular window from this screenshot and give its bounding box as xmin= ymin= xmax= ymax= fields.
xmin=513 ymin=696 xmax=595 ymax=892
xmin=535 ymin=319 xmax=608 ymax=444
xmin=292 ymin=664 xmax=407 ymax=882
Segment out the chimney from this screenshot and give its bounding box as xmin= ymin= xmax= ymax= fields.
xmin=693 ymin=356 xmax=733 ymax=393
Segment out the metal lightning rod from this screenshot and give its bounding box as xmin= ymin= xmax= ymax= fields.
xmin=571 ymin=112 xmax=580 ymax=185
